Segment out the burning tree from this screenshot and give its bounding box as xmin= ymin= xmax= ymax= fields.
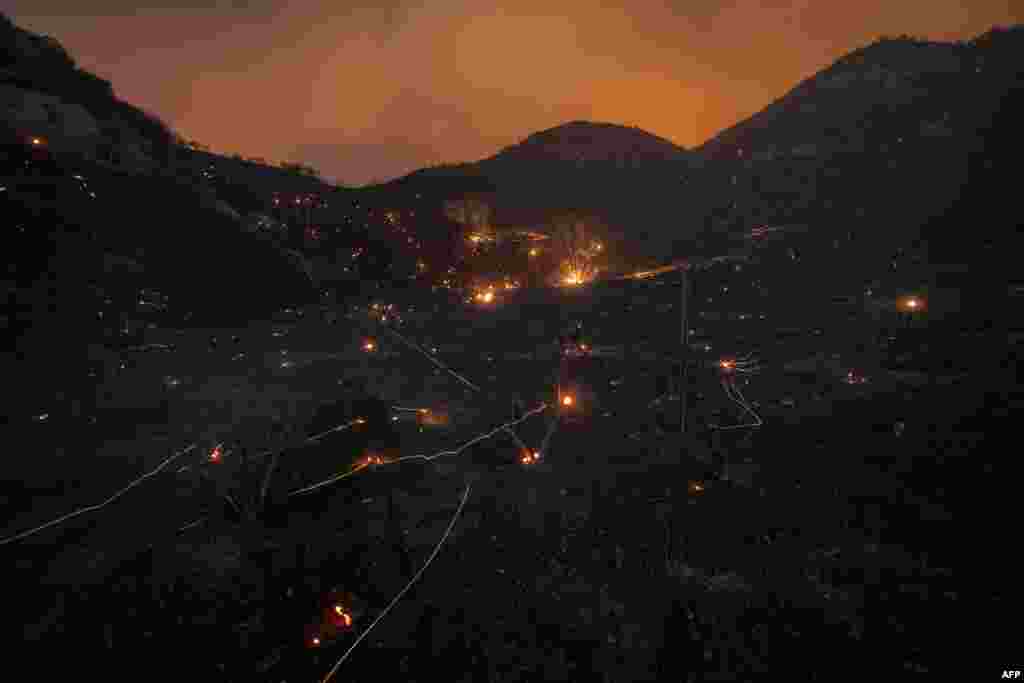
xmin=552 ymin=212 xmax=604 ymax=285
xmin=444 ymin=196 xmax=494 ymax=243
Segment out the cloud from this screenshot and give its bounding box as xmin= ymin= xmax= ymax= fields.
xmin=8 ymin=0 xmax=1023 ymax=184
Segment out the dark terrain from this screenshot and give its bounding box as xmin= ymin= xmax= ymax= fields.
xmin=3 ymin=11 xmax=1022 ymax=682
xmin=7 ymin=238 xmax=1017 ymax=679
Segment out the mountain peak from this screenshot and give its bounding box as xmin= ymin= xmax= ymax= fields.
xmin=489 ymin=120 xmax=689 ymax=166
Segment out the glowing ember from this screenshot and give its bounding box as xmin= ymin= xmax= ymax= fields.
xmin=363 ymin=341 xmax=376 ymax=351
xmin=720 ymin=359 xmax=735 ymax=370
xmin=562 ymin=395 xmax=574 ymax=407
xmin=312 ymin=637 xmax=321 ymax=646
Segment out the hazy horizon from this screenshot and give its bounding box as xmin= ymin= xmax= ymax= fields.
xmin=9 ymin=1 xmax=1022 ymax=186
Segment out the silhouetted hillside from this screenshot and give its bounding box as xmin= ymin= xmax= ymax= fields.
xmin=489 ymin=120 xmax=689 ymax=166
xmin=686 ymin=26 xmax=1023 ymax=256
xmin=360 ymin=28 xmax=1021 ymax=270
xmin=1 ymin=12 xmax=325 ymax=414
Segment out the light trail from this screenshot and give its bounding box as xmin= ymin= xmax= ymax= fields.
xmin=176 ymin=516 xmax=207 ymax=534
xmin=538 ymin=411 xmax=560 ymax=457
xmin=711 ymin=377 xmax=763 ymax=431
xmin=321 ymin=481 xmax=473 ymax=683
xmin=374 ymin=321 xmax=481 ymax=392
xmin=306 ymin=419 xmax=363 ymax=443
xmin=0 ymin=443 xmax=198 ymax=546
xmin=288 ymin=405 xmax=548 ymax=496
xmin=369 ymin=314 xmax=541 ymax=456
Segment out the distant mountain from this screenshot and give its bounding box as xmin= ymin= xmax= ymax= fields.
xmin=685 ymin=26 xmax=1023 ymax=260
xmin=486 ymin=120 xmax=689 ymax=166
xmin=365 ymin=121 xmax=696 ymax=269
xmin=365 ymin=27 xmax=1022 ymax=271
xmin=696 ymin=27 xmax=1022 ymax=162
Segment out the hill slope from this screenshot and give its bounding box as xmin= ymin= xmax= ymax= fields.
xmin=1 ymin=12 xmax=325 ymax=413
xmin=362 ymin=28 xmax=1022 ymax=269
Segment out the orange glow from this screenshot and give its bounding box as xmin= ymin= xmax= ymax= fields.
xmin=312 ymin=637 xmax=321 ymax=646
xmin=562 ymin=395 xmax=574 ymax=406
xmin=899 ymin=296 xmax=925 ymax=313
xmin=81 ymin=2 xmax=1019 ymax=188
xmin=331 ymin=602 xmax=354 ymax=628
xmin=363 ymin=340 xmax=376 ymax=351
xmin=720 ymin=359 xmax=735 ymax=370
xmin=31 ymin=137 xmax=44 ymax=146
xmin=529 ymin=248 xmax=539 ymax=257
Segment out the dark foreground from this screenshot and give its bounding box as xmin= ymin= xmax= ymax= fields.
xmin=5 ymin=276 xmax=1015 ymax=681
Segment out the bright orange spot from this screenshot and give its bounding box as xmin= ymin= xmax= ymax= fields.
xmin=562 ymin=395 xmax=574 ymax=406
xmin=312 ymin=637 xmax=321 ymax=646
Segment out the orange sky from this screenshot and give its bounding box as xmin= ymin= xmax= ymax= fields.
xmin=10 ymin=1 xmax=1022 ymax=186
